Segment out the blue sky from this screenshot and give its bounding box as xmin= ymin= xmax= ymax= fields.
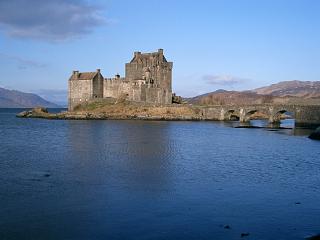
xmin=0 ymin=0 xmax=320 ymax=103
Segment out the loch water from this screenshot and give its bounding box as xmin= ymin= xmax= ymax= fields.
xmin=0 ymin=108 xmax=320 ymax=240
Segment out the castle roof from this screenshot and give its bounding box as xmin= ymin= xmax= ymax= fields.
xmin=69 ymin=71 xmax=101 ymax=80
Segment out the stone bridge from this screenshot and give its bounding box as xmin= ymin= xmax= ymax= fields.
xmin=198 ymin=104 xmax=320 ymax=127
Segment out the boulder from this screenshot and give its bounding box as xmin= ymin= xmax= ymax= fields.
xmin=306 ymin=234 xmax=320 ymax=240
xmin=16 ymin=107 xmax=49 ymax=118
xmin=172 ymin=93 xmax=183 ymax=104
xmin=32 ymin=107 xmax=48 ymax=114
xmin=16 ymin=110 xmax=31 ymax=117
xmin=308 ymin=127 xmax=320 ymax=140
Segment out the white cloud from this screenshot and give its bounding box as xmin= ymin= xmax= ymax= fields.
xmin=202 ymin=74 xmax=249 ymax=86
xmin=0 ymin=52 xmax=46 ymax=69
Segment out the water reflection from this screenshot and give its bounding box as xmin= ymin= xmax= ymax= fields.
xmin=66 ymin=120 xmax=177 ymax=192
xmin=217 ymin=118 xmax=315 ymax=137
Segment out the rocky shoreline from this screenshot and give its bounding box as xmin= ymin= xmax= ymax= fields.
xmin=308 ymin=127 xmax=320 ymax=140
xmin=16 ymin=107 xmax=205 ymax=121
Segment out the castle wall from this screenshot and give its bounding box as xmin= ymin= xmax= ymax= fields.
xmin=130 ymin=86 xmax=143 ymax=102
xmin=125 ymin=62 xmax=141 ymax=82
xmin=102 ymin=78 xmax=172 ymax=105
xmin=103 ymin=78 xmax=128 ymax=99
xmin=145 ymin=87 xmax=158 ymax=104
xmin=92 ymin=74 xmax=104 ymax=98
xmin=103 ymin=78 xmax=121 ymax=98
xmin=145 ymin=88 xmax=172 ymax=104
xmin=68 ymin=79 xmax=92 ymax=110
xmin=157 ymin=62 xmax=172 ymax=91
xmin=125 ymin=62 xmax=172 ymax=89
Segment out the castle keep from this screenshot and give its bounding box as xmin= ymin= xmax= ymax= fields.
xmin=68 ymin=49 xmax=173 ymax=111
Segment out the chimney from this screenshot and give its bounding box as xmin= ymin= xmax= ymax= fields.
xmin=96 ymin=69 xmax=101 ymax=73
xmin=134 ymin=51 xmax=141 ymax=58
xmin=73 ymin=70 xmax=79 ymax=79
xmin=158 ymin=49 xmax=163 ymax=54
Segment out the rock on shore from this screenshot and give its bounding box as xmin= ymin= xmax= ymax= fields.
xmin=17 ymin=107 xmax=49 ymax=118
xmin=308 ymin=127 xmax=320 ymax=140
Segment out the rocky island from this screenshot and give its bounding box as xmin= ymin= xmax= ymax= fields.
xmin=17 ymin=99 xmax=203 ymax=121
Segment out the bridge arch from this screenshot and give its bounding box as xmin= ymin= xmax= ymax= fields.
xmin=224 ymin=109 xmax=240 ymax=121
xmin=240 ymin=109 xmax=269 ymax=122
xmin=269 ymin=109 xmax=294 ymax=124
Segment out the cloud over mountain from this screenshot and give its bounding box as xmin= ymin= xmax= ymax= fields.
xmin=203 ymin=74 xmax=249 ymax=86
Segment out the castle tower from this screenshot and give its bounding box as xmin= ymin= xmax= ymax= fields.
xmin=125 ymin=49 xmax=173 ymax=104
xmin=68 ymin=69 xmax=104 ymax=111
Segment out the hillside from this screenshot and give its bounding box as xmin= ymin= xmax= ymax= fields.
xmin=0 ymin=87 xmax=59 ymax=108
xmin=188 ymin=80 xmax=320 ymax=106
xmin=252 ymin=80 xmax=320 ymax=98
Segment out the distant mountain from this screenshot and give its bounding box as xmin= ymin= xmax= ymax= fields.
xmin=252 ymin=80 xmax=320 ymax=98
xmin=188 ymin=80 xmax=320 ymax=105
xmin=0 ymin=87 xmax=59 ymax=108
xmin=34 ymin=89 xmax=68 ymax=107
xmin=188 ymin=89 xmax=226 ymax=100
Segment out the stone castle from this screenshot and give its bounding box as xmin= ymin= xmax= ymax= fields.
xmin=68 ymin=49 xmax=173 ymax=110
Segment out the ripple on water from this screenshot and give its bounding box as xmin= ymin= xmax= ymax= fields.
xmin=0 ymin=110 xmax=320 ymax=239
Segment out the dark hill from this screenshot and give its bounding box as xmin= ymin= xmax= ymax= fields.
xmin=0 ymin=87 xmax=59 ymax=108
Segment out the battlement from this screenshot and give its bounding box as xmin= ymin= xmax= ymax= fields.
xmin=130 ymin=49 xmax=167 ymax=63
xmin=105 ymin=77 xmax=126 ymax=82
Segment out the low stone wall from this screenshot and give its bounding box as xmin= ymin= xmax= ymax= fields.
xmin=294 ymin=105 xmax=320 ymax=126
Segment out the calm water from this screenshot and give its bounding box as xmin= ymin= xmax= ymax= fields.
xmin=0 ymin=108 xmax=320 ymax=240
